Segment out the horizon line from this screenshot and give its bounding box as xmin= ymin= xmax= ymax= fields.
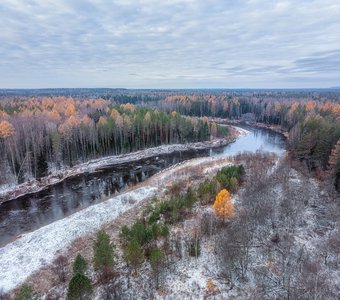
xmin=0 ymin=87 xmax=339 ymax=90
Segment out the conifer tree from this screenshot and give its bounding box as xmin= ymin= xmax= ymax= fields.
xmin=123 ymin=238 xmax=144 ymax=274
xmin=73 ymin=254 xmax=87 ymax=275
xmin=93 ymin=230 xmax=114 ymax=280
xmin=67 ymin=273 xmax=92 ymax=300
xmin=14 ymin=284 xmax=39 ymax=300
xmin=150 ymin=247 xmax=165 ymax=289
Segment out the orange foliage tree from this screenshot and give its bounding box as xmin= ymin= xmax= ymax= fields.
xmin=0 ymin=120 xmax=15 ymax=138
xmin=65 ymin=103 xmax=76 ymax=117
xmin=213 ymin=189 xmax=235 ymax=219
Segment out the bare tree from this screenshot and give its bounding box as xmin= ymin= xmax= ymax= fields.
xmin=52 ymin=255 xmax=68 ymax=283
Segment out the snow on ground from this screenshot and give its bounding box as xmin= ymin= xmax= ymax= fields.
xmin=157 ymin=237 xmax=233 ymax=300
xmin=230 ymin=125 xmax=249 ymax=137
xmin=0 ymin=186 xmax=157 ymax=292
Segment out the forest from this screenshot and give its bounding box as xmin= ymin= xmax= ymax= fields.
xmin=0 ymin=96 xmax=219 ymax=185
xmin=155 ymin=92 xmax=340 ymax=190
xmin=1 ymin=90 xmax=339 ymax=190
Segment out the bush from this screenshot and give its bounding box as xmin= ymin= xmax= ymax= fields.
xmin=52 ymin=255 xmax=68 ymax=283
xmin=183 ymin=187 xmax=197 ymax=208
xmin=167 ymin=181 xmax=181 ymax=196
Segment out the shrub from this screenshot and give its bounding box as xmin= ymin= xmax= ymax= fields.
xmin=198 ymin=179 xmax=215 ymax=204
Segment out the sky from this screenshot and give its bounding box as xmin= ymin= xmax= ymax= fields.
xmin=0 ymin=0 xmax=339 ymax=89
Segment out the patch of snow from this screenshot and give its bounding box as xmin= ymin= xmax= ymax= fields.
xmin=231 ymin=125 xmax=250 ymax=137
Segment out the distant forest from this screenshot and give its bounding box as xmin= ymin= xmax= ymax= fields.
xmin=0 ymin=89 xmax=339 ymax=191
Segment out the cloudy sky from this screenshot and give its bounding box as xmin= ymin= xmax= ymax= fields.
xmin=0 ymin=0 xmax=339 ymax=88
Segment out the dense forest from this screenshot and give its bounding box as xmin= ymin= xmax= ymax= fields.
xmin=0 ymin=97 xmax=216 ymax=185
xmin=156 ymin=94 xmax=340 ymax=190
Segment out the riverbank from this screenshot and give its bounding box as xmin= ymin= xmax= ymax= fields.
xmin=0 ymin=126 xmax=240 ymax=204
xmin=211 ymin=117 xmax=289 ymax=139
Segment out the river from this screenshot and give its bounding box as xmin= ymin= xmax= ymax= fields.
xmin=0 ymin=125 xmax=285 ymax=247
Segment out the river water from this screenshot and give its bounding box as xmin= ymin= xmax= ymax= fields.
xmin=0 ymin=126 xmax=285 ymax=247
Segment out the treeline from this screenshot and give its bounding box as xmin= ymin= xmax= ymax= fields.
xmin=158 ymin=94 xmax=340 ymax=190
xmin=0 ymin=97 xmax=216 ymax=185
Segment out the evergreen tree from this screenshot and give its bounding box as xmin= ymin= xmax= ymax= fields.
xmin=72 ymin=254 xmax=87 ymax=275
xmin=67 ymin=273 xmax=92 ymax=300
xmin=14 ymin=284 xmax=39 ymax=300
xmin=150 ymin=247 xmax=165 ymax=289
xmin=93 ymin=230 xmax=114 ymax=279
xmin=35 ymin=151 xmax=48 ymax=179
xmin=123 ymin=238 xmax=144 ymax=273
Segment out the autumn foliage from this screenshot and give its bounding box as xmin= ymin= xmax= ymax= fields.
xmin=0 ymin=120 xmax=15 ymax=138
xmin=0 ymin=96 xmax=215 ymax=184
xmin=213 ymin=189 xmax=235 ymax=219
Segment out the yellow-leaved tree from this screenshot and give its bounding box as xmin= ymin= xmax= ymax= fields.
xmin=0 ymin=120 xmax=15 ymax=138
xmin=213 ymin=189 xmax=235 ymax=219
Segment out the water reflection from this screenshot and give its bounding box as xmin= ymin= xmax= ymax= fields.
xmin=210 ymin=125 xmax=285 ymax=157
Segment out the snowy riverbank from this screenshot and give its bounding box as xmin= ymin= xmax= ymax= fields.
xmin=0 ymin=186 xmax=157 ymax=292
xmin=0 ymin=127 xmax=239 ymax=204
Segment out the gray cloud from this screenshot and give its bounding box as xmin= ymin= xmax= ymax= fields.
xmin=0 ymin=0 xmax=339 ymax=88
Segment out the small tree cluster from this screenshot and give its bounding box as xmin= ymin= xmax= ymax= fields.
xmin=216 ymin=165 xmax=245 ymax=192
